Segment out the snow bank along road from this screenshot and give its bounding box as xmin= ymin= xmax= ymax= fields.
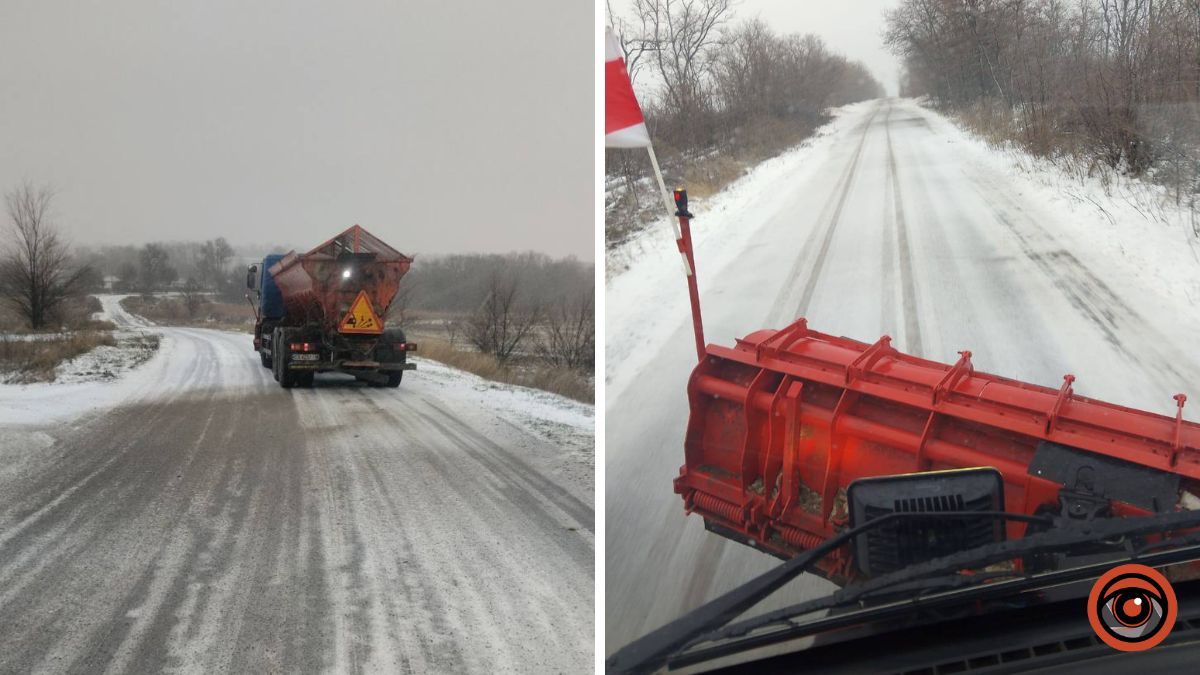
xmin=0 ymin=296 xmax=593 ymax=673
xmin=605 ymin=98 xmax=1200 ymax=652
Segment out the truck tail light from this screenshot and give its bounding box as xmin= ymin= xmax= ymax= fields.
xmin=395 ymin=342 xmax=417 ymax=351
xmin=289 ymin=342 xmax=317 ymax=352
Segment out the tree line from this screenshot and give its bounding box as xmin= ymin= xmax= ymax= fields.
xmin=1 ymin=181 xmax=593 ymax=374
xmin=885 ymin=0 xmax=1200 ymax=214
xmin=399 ymin=252 xmax=594 ymax=370
xmin=605 ymin=0 xmax=885 ymax=247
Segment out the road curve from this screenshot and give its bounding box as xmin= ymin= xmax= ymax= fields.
xmin=0 ymin=297 xmax=594 ymax=673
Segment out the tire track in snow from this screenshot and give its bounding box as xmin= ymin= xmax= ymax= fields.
xmin=964 ymin=169 xmax=1200 ymax=388
xmin=899 ymin=104 xmax=1073 ymax=370
xmin=290 ymin=384 xmax=593 ymax=673
xmin=793 ymin=102 xmax=882 ymax=316
xmin=879 ymin=105 xmax=898 ymax=333
xmin=763 ymin=101 xmax=882 ymax=327
xmin=883 ymin=102 xmax=924 ymax=355
xmin=417 ymin=398 xmax=594 ymax=534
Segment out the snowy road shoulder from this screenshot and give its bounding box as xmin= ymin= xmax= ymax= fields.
xmin=907 ymin=104 xmax=1200 ymax=343
xmin=408 ymin=356 xmax=595 ymax=498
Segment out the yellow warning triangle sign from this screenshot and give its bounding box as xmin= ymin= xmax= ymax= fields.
xmin=338 ymin=290 xmax=383 ymax=334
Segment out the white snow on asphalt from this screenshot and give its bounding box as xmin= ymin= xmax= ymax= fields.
xmin=0 ymin=295 xmax=594 ymax=497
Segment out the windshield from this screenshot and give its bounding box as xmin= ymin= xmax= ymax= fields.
xmin=605 ymin=0 xmax=1200 ymax=669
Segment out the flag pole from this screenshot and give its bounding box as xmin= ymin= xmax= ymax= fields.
xmin=605 ymin=26 xmax=702 ymax=358
xmin=646 ymin=145 xmax=693 ymax=279
xmin=646 ymin=145 xmax=682 ymax=241
xmin=671 ymin=188 xmax=706 ymax=362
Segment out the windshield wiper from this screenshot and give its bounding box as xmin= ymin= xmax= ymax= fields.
xmin=668 ymin=538 xmax=1200 ymax=670
xmin=606 ymin=509 xmax=1200 ymax=675
xmin=606 ymin=510 xmax=1048 ymax=674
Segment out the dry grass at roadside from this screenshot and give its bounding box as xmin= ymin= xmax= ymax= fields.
xmin=0 ymin=294 xmax=114 ymax=334
xmin=0 ymin=331 xmax=116 ymax=383
xmin=120 ymin=295 xmax=254 ymax=332
xmin=416 ymin=337 xmax=593 ymax=404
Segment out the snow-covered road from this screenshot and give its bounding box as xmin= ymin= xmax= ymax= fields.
xmin=605 ymin=98 xmax=1200 ymax=652
xmin=0 ymin=296 xmax=594 ymax=673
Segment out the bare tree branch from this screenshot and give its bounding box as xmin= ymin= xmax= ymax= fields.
xmin=0 ymin=182 xmax=90 ymax=329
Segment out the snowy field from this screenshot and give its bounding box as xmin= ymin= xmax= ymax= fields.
xmin=605 ymin=97 xmax=1200 ymax=651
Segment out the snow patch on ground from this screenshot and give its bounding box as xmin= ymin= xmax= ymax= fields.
xmin=0 ymin=294 xmax=171 ymax=425
xmin=0 ymin=294 xmax=163 ymax=386
xmin=53 ymin=334 xmax=160 ymax=384
xmin=49 ymin=294 xmax=161 ymax=384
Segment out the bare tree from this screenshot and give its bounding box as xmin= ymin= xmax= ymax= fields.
xmin=387 ymin=277 xmax=417 ymax=326
xmin=631 ymin=0 xmax=734 ymax=117
xmin=537 ymin=292 xmax=595 ymax=371
xmin=607 ymin=0 xmax=654 ymax=85
xmin=0 ymin=183 xmax=89 ymax=329
xmin=606 ymin=4 xmax=884 ymax=247
xmin=139 ymin=243 xmax=177 ymax=291
xmin=465 ymin=272 xmax=540 ymax=365
xmin=444 ymin=318 xmax=462 ymax=347
xmin=115 ymin=261 xmax=139 ymax=292
xmin=884 ymin=0 xmax=1200 ymax=204
xmin=179 ymin=277 xmax=205 ymax=318
xmin=196 ymin=237 xmax=234 ymax=291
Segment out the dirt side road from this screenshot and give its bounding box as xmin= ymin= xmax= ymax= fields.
xmin=0 ymin=298 xmax=594 ymax=673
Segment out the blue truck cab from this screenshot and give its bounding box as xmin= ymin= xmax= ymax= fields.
xmin=247 ymin=254 xmax=285 ymax=363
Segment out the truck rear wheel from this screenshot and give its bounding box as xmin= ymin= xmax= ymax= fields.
xmin=384 ymin=372 xmax=403 ymax=388
xmin=276 ymin=330 xmax=296 ymax=389
xmin=270 ymin=328 xmax=282 ymax=381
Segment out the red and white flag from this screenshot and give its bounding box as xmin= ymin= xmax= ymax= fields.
xmin=605 ymin=28 xmax=650 ymax=148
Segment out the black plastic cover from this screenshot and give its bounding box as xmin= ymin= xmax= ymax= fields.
xmin=848 ymin=468 xmax=1005 ymax=577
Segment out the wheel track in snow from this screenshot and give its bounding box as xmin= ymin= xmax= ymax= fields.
xmin=883 ymin=102 xmax=925 ymax=355
xmin=766 ymin=100 xmax=883 ymax=325
xmin=964 ymin=166 xmax=1200 ymax=389
xmin=794 ymin=102 xmax=881 ymax=315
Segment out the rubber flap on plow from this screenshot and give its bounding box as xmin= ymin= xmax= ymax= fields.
xmin=674 ymin=318 xmax=1200 ymax=583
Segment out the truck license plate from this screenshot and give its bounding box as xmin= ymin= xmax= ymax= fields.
xmin=292 ymin=354 xmax=319 ymax=361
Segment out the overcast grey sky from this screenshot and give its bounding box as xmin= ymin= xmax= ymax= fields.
xmin=610 ymin=0 xmax=903 ymax=95
xmin=746 ymin=1 xmax=903 ymax=94
xmin=0 ymin=1 xmax=592 ymax=260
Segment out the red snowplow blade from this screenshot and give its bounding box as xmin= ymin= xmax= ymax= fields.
xmin=674 ymin=318 xmax=1200 ymax=582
